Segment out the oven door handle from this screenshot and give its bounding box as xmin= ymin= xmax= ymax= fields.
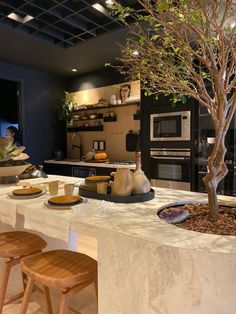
xmin=151 ymin=156 xmax=186 ymax=160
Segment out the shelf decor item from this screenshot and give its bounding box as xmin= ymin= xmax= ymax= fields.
xmin=0 ymin=137 xmax=30 ymax=184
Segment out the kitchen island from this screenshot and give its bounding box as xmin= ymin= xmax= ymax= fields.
xmin=0 ymin=175 xmax=236 ymax=313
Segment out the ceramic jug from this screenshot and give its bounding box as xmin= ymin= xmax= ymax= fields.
xmin=112 ymin=168 xmax=133 ymax=196
xmin=132 ymin=152 xmax=151 ymax=195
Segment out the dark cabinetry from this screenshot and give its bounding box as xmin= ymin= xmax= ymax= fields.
xmin=43 ymin=162 xmax=116 ymax=178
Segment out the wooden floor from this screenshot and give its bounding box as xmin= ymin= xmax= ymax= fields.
xmin=2 ymin=264 xmax=97 ymax=314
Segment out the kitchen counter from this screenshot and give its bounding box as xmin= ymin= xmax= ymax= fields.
xmin=44 ymin=159 xmax=136 ymax=169
xmin=1 ymin=175 xmax=236 ymax=313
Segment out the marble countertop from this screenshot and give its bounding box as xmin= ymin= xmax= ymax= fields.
xmin=71 ymin=186 xmax=236 ymax=254
xmin=44 ymin=159 xmax=136 ymax=169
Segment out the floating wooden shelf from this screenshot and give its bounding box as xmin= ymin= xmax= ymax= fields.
xmin=67 ymin=126 xmax=103 ymax=132
xmin=73 ymin=102 xmax=140 ymax=112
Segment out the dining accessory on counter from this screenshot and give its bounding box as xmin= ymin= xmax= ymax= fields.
xmin=48 ymin=195 xmax=83 ymax=206
xmin=79 ymin=187 xmax=155 ymax=203
xmin=132 ymin=152 xmax=151 ymax=195
xmin=48 ymin=181 xmax=59 ymax=196
xmin=13 ymin=187 xmax=42 ymax=196
xmin=64 ymin=183 xmax=75 ymax=195
xmin=97 ymin=182 xmax=108 ymax=195
xmin=8 ymin=188 xmax=47 ymax=199
xmin=89 ymin=113 xmax=97 ymax=119
xmin=31 ymin=165 xmax=48 ymax=178
xmin=54 ymin=150 xmax=64 ymax=161
xmin=111 ymin=168 xmax=133 ymax=197
xmin=85 ymin=175 xmax=110 ymax=184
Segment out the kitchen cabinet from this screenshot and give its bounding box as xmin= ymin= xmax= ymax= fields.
xmin=43 ymin=161 xmax=116 ymax=178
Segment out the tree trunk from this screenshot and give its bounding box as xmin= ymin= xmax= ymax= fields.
xmin=203 ymin=128 xmax=228 ymax=219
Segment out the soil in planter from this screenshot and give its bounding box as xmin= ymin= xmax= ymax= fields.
xmin=163 ymin=204 xmax=236 ymax=236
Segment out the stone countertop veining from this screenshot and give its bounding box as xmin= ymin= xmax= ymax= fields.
xmin=44 ymin=159 xmax=136 ymax=169
xmin=71 ymin=187 xmax=236 ymax=254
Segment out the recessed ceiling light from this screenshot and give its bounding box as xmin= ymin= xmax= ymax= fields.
xmin=7 ymin=12 xmax=34 ymax=24
xmin=105 ymin=0 xmax=114 ymax=5
xmin=72 ymin=68 xmax=78 ymax=72
xmin=92 ymin=3 xmax=109 ymax=15
xmin=132 ymin=50 xmax=139 ymax=56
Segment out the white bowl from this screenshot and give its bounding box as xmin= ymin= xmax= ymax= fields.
xmin=0 ymin=164 xmax=30 ymax=177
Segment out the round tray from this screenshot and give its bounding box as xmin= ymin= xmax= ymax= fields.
xmin=79 ymin=187 xmax=155 ymax=203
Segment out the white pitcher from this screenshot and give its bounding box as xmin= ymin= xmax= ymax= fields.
xmin=111 ymin=168 xmax=133 ymax=196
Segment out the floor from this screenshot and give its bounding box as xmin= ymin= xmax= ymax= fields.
xmin=3 ymin=264 xmax=97 ymax=314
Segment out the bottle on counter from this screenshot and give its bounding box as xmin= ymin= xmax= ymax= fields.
xmin=132 ymin=151 xmax=151 ymax=195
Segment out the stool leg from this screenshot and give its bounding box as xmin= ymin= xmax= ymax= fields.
xmin=19 ymin=277 xmax=35 ymax=314
xmin=93 ymin=277 xmax=98 ymax=305
xmin=59 ymin=291 xmax=69 ymax=314
xmin=43 ymin=286 xmax=53 ymax=314
xmin=0 ymin=260 xmax=12 ymax=313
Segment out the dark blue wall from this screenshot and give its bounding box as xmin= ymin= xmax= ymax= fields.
xmin=0 ymin=61 xmax=66 ymax=164
xmin=67 ymin=67 xmax=125 ymax=92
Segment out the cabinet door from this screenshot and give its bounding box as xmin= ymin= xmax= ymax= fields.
xmin=43 ymin=163 xmax=72 ymax=176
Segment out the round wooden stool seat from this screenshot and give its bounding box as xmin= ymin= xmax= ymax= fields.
xmin=21 ymin=250 xmax=97 ymax=289
xmin=0 ymin=231 xmax=47 ymax=258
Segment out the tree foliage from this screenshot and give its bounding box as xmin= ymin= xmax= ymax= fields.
xmin=111 ymin=0 xmax=236 ymax=218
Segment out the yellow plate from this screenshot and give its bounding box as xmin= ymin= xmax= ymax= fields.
xmin=85 ymin=175 xmax=110 ymax=182
xmin=12 ymin=187 xmax=42 ymax=196
xmin=48 ymin=195 xmax=82 ymax=206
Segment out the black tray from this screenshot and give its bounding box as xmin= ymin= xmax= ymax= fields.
xmin=79 ymin=187 xmax=155 ymax=203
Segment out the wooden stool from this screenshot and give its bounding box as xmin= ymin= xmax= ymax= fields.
xmin=0 ymin=231 xmax=47 ymax=313
xmin=20 ymin=250 xmax=98 ymax=314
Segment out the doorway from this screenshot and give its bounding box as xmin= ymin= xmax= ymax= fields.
xmin=0 ymin=79 xmax=22 ymax=143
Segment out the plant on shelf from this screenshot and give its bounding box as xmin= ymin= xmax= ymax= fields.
xmin=111 ymin=0 xmax=236 ymax=219
xmin=56 ymin=91 xmax=77 ymax=122
xmin=0 ymin=137 xmax=29 ymax=166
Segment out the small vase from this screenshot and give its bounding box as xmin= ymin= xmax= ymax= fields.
xmin=132 ymin=152 xmax=151 ymax=195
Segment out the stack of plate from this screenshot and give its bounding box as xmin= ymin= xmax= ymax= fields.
xmin=80 ymin=175 xmax=111 ymax=192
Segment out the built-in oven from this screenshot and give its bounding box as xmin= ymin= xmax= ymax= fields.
xmin=150 ymin=148 xmax=191 ymax=191
xmin=150 ymin=110 xmax=191 ymax=141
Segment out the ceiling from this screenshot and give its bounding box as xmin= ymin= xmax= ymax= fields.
xmin=0 ymin=0 xmax=135 ymax=76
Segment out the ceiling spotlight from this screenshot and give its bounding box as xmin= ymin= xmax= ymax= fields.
xmin=7 ymin=12 xmax=34 ymax=23
xmin=132 ymin=50 xmax=139 ymax=56
xmin=105 ymin=0 xmax=114 ymax=5
xmin=72 ymin=68 xmax=78 ymax=72
xmin=92 ymin=3 xmax=109 ymax=15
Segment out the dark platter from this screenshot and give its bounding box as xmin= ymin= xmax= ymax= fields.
xmin=79 ymin=187 xmax=155 ymax=203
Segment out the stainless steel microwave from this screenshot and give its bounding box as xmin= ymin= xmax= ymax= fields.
xmin=150 ymin=110 xmax=191 ymax=141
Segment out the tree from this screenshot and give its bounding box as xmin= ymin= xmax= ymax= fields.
xmin=110 ymin=0 xmax=236 ymax=219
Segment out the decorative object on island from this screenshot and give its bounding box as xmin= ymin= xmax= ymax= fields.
xmin=132 ymin=152 xmax=151 ymax=195
xmin=111 ymin=168 xmax=133 ymax=197
xmin=111 ymin=1 xmax=236 ymax=226
xmin=0 ymin=137 xmax=30 ymax=184
xmin=56 ymin=91 xmax=77 ymax=122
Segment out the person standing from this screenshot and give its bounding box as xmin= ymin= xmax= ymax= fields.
xmin=6 ymin=126 xmax=21 ymax=146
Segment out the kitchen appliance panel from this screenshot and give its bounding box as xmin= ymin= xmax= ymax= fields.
xmin=150 ymin=110 xmax=191 ymax=141
xmin=150 ymin=148 xmax=191 ymax=189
